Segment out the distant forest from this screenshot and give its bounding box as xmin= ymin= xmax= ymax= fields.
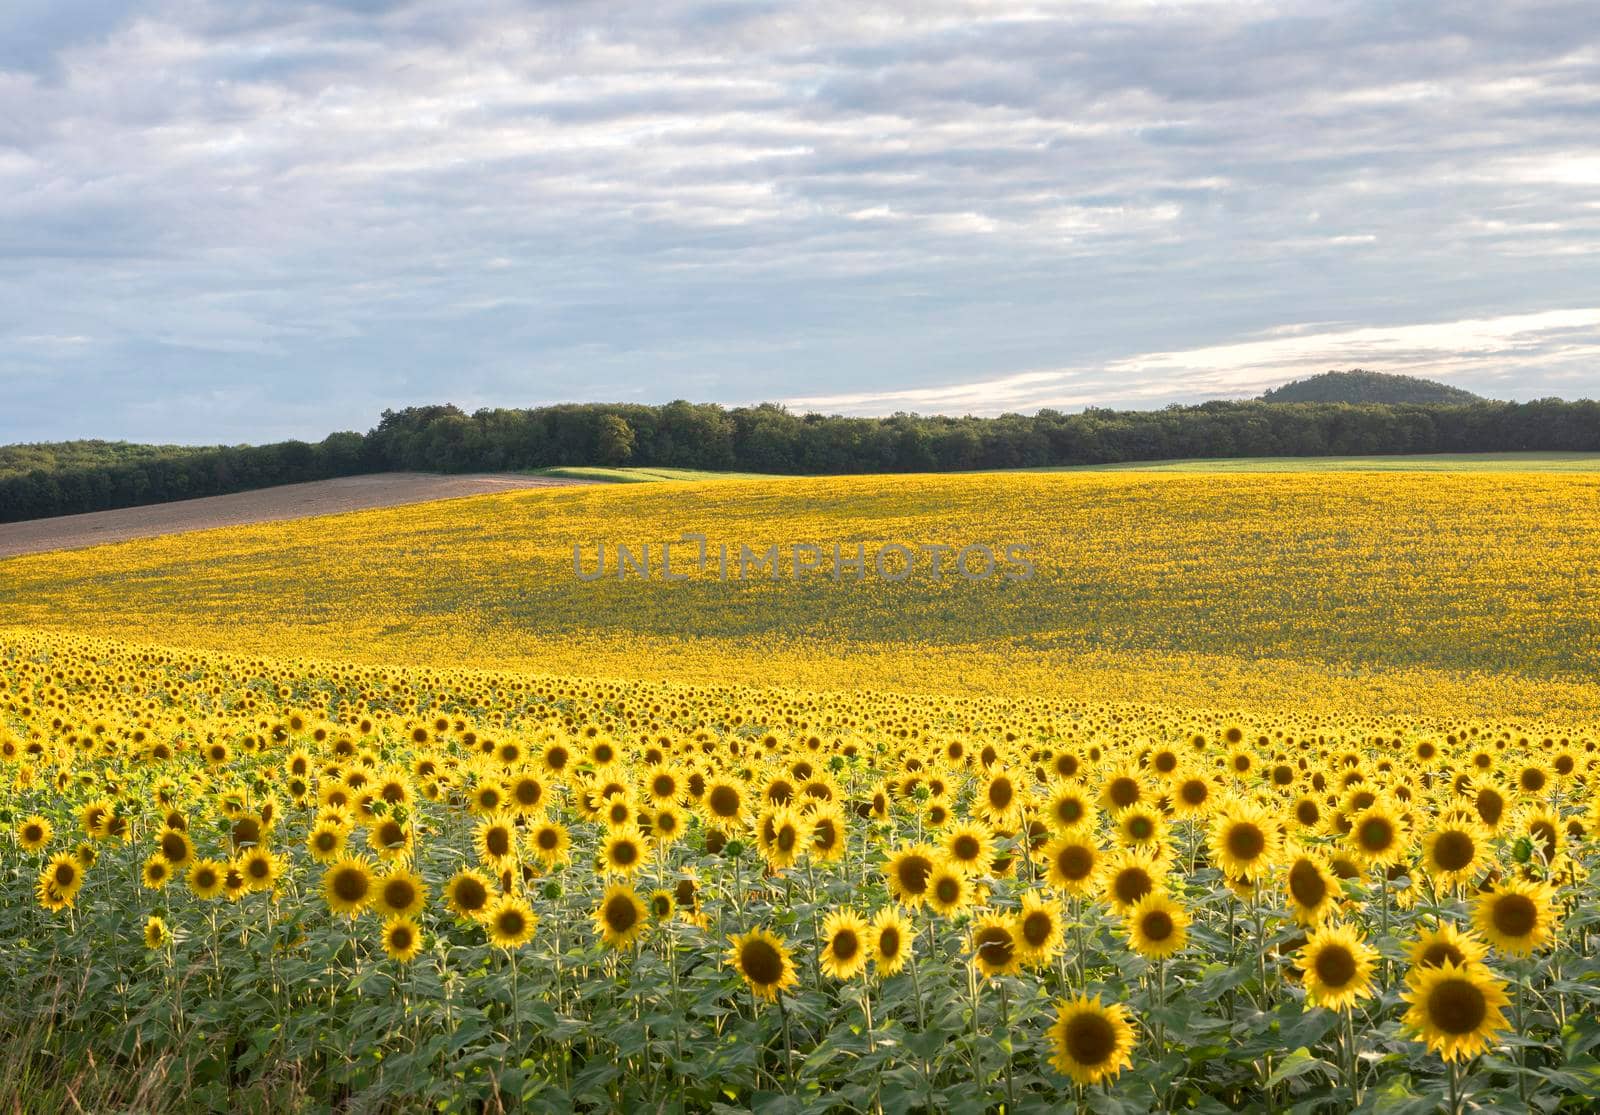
xmin=1 ymin=396 xmax=1597 ymax=524
xmin=1260 ymin=370 xmax=1483 ymax=405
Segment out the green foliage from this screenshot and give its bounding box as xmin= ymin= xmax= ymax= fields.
xmin=1260 ymin=371 xmax=1484 ymax=406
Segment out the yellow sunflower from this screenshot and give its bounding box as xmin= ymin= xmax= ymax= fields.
xmin=1046 ymin=995 xmax=1137 ymax=1086
xmin=187 ymin=857 xmax=227 ymax=901
xmin=1208 ymin=799 xmax=1282 ymax=882
xmin=1408 ymin=922 xmax=1489 ymax=971
xmin=819 ymin=909 xmax=871 ymax=981
xmin=926 ymin=859 xmax=976 ymax=918
xmin=884 ymin=845 xmax=938 ymax=908
xmin=444 ymin=868 xmax=495 ymax=920
xmin=870 ymin=907 xmax=913 ymax=976
xmin=485 ymin=894 xmax=538 ymax=949
xmin=321 ymin=856 xmax=375 ymax=917
xmin=1400 ymin=960 xmax=1511 ymax=1062
xmin=374 ymin=867 xmax=427 ymax=918
xmin=1125 ymin=892 xmax=1189 ymax=960
xmin=17 ymin=815 xmax=52 ymax=852
xmin=1297 ymin=923 xmax=1377 ymax=1012
xmin=1471 ymin=878 xmax=1558 ymax=956
xmin=727 ymin=928 xmax=798 ymax=1002
xmin=382 ymin=915 xmax=425 ymax=963
xmin=1015 ymin=889 xmax=1067 ymax=968
xmin=594 ymin=883 xmax=649 ymax=950
xmin=968 ymin=913 xmax=1022 ymax=979
xmin=1283 ymin=849 xmax=1342 ymax=926
xmin=1042 ymin=833 xmax=1102 ymax=896
xmin=527 ymin=819 xmax=571 ymax=867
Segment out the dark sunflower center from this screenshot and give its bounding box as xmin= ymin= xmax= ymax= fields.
xmin=1022 ymin=910 xmax=1053 ymax=946
xmin=1057 ymin=844 xmax=1093 ymax=881
xmin=1141 ymin=911 xmax=1174 ymax=941
xmin=1427 ymin=979 xmax=1488 ymax=1034
xmin=55 ymin=863 xmax=77 ymax=886
xmin=813 ymin=820 xmax=838 ymax=849
xmin=988 ymin=780 xmax=1014 ymax=809
xmin=776 ymin=826 xmax=796 ymax=852
xmin=161 ymin=832 xmax=189 ymax=860
xmin=497 ymin=910 xmax=526 ymax=936
xmin=897 ymin=855 xmax=933 ymax=893
xmin=332 ymin=868 xmax=368 ymax=902
xmin=1432 ymin=831 xmax=1474 ymax=871
xmin=605 ymin=895 xmax=638 ymax=933
xmin=384 ymin=879 xmax=416 ymax=908
xmin=1064 ymin=1012 xmax=1117 ymax=1065
xmin=877 ymin=926 xmax=901 ymax=957
xmin=486 ymin=828 xmax=511 ymax=857
xmin=1476 ymin=789 xmax=1503 ymax=826
xmin=1128 ymin=816 xmax=1154 ymax=840
xmin=1358 ymin=818 xmax=1393 ymax=852
xmin=455 ymin=878 xmax=487 ymax=910
xmin=1491 ymin=894 xmax=1537 ymax=938
xmin=377 ymin=821 xmax=404 ymax=847
xmin=1314 ymin=944 xmax=1358 ymax=988
xmin=390 ymin=926 xmax=414 ymax=950
xmin=1227 ymin=823 xmax=1266 ymax=861
xmin=976 ymin=926 xmax=1015 ymax=966
xmin=538 ymin=828 xmax=560 ymax=850
xmin=315 ymin=831 xmax=338 ymax=852
xmin=1182 ymin=781 xmax=1208 ymax=805
xmin=953 ymin=835 xmax=980 ymax=860
xmin=1286 ymin=857 xmax=1324 ymax=908
xmin=936 ymin=877 xmax=960 ymax=904
xmin=1109 ymin=778 xmax=1139 ymax=807
xmin=1530 ymin=821 xmax=1557 ymax=858
xmin=1520 ymin=769 xmax=1545 ymax=792
xmin=709 ymin=786 xmax=740 ymax=817
xmin=1114 ymin=868 xmax=1152 ymax=905
xmin=1420 ymin=942 xmax=1465 ymax=968
xmin=1296 ymin=800 xmax=1320 ymax=825
xmin=653 ymin=776 xmax=674 ymax=797
xmin=612 ymin=841 xmax=638 ymax=865
xmin=740 ymin=939 xmax=784 ymax=985
xmin=831 ymin=929 xmax=859 ymax=961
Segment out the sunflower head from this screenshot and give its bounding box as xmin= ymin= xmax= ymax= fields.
xmin=1472 ymin=878 xmax=1558 ymax=957
xmin=969 ymin=913 xmax=1021 ymax=978
xmin=1297 ymin=922 xmax=1377 ymax=1012
xmin=1126 ymin=892 xmax=1189 ymax=960
xmin=819 ymin=909 xmax=870 ymax=981
xmin=1046 ymin=994 xmax=1137 ymax=1086
xmin=485 ymin=895 xmax=537 ymax=949
xmin=870 ymin=907 xmax=912 ymax=975
xmin=382 ymin=915 xmax=425 ymax=963
xmin=594 ymin=883 xmax=649 ymax=950
xmin=1400 ymin=959 xmax=1511 ymax=1062
xmin=445 ymin=868 xmax=494 ymax=920
xmin=727 ymin=928 xmax=797 ymax=1001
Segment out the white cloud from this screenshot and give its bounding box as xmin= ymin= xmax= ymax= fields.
xmin=784 ymin=308 xmax=1600 ymax=414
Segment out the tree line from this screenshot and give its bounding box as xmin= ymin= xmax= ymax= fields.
xmin=2 ymin=397 xmax=1597 ymax=523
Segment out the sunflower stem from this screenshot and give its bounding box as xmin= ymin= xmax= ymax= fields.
xmin=998 ymin=974 xmax=1017 ymax=1111
xmin=776 ymin=989 xmax=796 ymax=1091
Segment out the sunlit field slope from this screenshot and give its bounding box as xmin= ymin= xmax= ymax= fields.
xmin=2 ymin=469 xmax=1597 ymax=719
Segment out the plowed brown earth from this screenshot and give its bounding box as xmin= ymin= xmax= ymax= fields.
xmin=0 ymin=472 xmax=594 ymax=558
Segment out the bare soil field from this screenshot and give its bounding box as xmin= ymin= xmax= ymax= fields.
xmin=0 ymin=472 xmax=593 ymax=558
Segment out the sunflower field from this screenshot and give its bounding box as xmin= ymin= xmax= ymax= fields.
xmin=2 ymin=624 xmax=1597 ymax=1113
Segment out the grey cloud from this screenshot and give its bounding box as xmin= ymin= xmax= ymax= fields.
xmin=1 ymin=0 xmax=1598 ymax=443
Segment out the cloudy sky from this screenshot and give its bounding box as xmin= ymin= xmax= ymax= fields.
xmin=3 ymin=0 xmax=1599 ymax=443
